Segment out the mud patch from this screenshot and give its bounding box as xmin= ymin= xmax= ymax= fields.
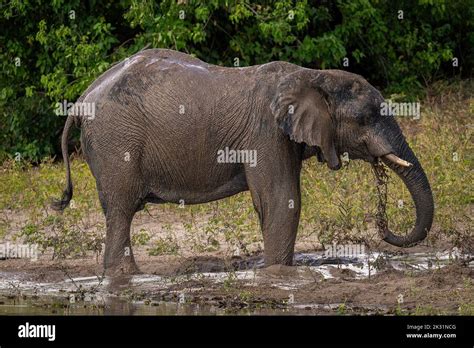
xmin=0 ymin=250 xmax=472 ymax=315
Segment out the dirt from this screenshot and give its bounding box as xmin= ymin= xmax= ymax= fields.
xmin=1 ymin=199 xmax=472 ymax=315
xmin=0 ymin=244 xmax=472 ymax=315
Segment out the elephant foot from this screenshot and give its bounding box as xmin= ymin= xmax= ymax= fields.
xmin=262 ymin=264 xmax=299 ymax=277
xmin=104 ymin=257 xmax=141 ymax=277
xmin=263 ymin=253 xmax=294 ymax=267
xmin=105 ymin=261 xmax=141 ymax=292
xmin=263 ymin=250 xmax=294 ymax=267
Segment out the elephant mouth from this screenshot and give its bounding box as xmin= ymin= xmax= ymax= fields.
xmin=381 ymin=153 xmax=413 ymax=167
xmin=363 ymin=145 xmax=413 ymax=167
xmin=365 ymin=153 xmax=414 ymax=168
xmin=321 ymin=145 xmax=413 ymax=171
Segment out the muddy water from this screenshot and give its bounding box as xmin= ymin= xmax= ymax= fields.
xmin=0 ymin=250 xmax=471 ymax=315
xmin=0 ymin=296 xmax=227 ymax=315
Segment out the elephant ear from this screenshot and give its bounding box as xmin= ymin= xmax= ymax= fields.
xmin=270 ymin=70 xmax=341 ymax=170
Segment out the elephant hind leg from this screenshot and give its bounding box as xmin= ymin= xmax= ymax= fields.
xmin=103 ymin=208 xmax=140 ymax=276
xmin=96 ymin=181 xmax=144 ymax=276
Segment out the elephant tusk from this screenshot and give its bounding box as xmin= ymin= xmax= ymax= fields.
xmin=383 ymin=154 xmax=413 ymax=167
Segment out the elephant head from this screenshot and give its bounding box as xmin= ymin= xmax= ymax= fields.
xmin=271 ymin=69 xmax=434 ymax=247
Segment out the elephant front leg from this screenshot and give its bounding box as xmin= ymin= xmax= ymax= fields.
xmin=247 ymin=171 xmax=301 ymax=266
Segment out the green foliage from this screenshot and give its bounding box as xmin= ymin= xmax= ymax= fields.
xmin=1 ymin=1 xmax=120 ymax=161
xmin=17 ymin=219 xmax=103 ymax=260
xmin=132 ymin=228 xmax=152 ymax=246
xmin=148 ymin=235 xmax=180 ymax=256
xmin=1 ymin=0 xmax=472 ymax=161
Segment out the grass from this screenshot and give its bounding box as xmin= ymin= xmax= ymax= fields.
xmin=0 ymin=80 xmax=472 ymax=257
xmin=148 ymin=236 xmax=180 ymax=256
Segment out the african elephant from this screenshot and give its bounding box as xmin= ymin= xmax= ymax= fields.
xmin=52 ymin=49 xmax=434 ymax=275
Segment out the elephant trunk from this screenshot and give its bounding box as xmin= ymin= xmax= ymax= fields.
xmin=379 ymin=138 xmax=434 ymax=247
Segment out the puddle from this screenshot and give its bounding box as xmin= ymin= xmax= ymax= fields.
xmin=0 ymin=250 xmax=471 ymax=315
xmin=0 ymin=295 xmax=356 ymax=315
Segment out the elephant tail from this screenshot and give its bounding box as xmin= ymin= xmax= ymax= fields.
xmin=51 ymin=115 xmax=74 ymax=211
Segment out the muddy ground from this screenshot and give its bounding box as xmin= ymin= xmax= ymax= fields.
xmin=0 ymin=242 xmax=472 ymax=315
xmin=1 ymin=198 xmax=473 ymax=315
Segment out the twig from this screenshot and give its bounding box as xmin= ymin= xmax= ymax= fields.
xmin=372 ymin=160 xmax=389 ymax=238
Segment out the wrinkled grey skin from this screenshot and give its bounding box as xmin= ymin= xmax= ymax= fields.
xmin=53 ymin=49 xmax=434 ymax=275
